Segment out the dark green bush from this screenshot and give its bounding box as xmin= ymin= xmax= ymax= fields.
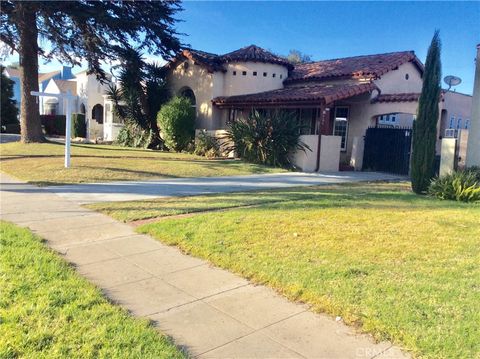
xmin=41 ymin=115 xmax=66 ymax=136
xmin=71 ymin=113 xmax=86 ymax=138
xmin=428 ymin=167 xmax=480 ymax=203
xmin=224 ymin=109 xmax=310 ymax=168
xmin=194 ymin=130 xmax=220 ymax=158
xmin=115 ymin=122 xmax=153 ymax=148
xmin=157 ymin=96 xmax=195 ymax=152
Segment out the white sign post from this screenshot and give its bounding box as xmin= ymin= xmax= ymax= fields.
xmin=31 ymin=90 xmax=75 ymax=168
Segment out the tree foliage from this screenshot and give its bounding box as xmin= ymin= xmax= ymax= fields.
xmin=411 ymin=31 xmax=442 ymax=194
xmin=225 ymin=109 xmax=310 ymax=168
xmin=0 ymin=1 xmax=183 ymax=142
xmin=286 ymin=49 xmax=312 ymax=64
xmin=157 ymin=96 xmax=195 ymax=152
xmin=0 ymin=65 xmax=18 ymax=127
xmin=107 ymin=47 xmax=170 ymax=149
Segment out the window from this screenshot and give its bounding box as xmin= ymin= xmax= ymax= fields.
xmin=272 ymin=73 xmax=276 ymax=78
xmin=457 ymin=118 xmax=462 ymax=130
xmin=297 ymin=109 xmax=316 ymax=135
xmin=378 ymin=113 xmax=398 ymax=126
xmin=263 ymin=72 xmax=267 ymax=77
xmin=232 ymin=71 xmax=237 ymax=76
xmin=280 ymin=74 xmax=283 ymax=79
xmin=242 ymin=71 xmax=247 ymax=76
xmin=449 ymin=115 xmax=456 ymax=129
xmin=405 ymin=73 xmax=409 ymax=80
xmin=465 ymin=119 xmax=470 ymax=129
xmin=333 ymin=107 xmax=349 ymax=151
xmin=253 ymin=71 xmax=257 ymax=76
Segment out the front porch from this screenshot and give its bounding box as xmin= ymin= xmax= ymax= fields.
xmin=213 ymin=82 xmax=419 ymax=173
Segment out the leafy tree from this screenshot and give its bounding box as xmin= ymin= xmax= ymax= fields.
xmin=107 ymin=47 xmax=170 ymax=149
xmin=0 ymin=1 xmax=182 ymax=143
xmin=411 ymin=31 xmax=442 ymax=194
xmin=225 ymin=109 xmax=310 ymax=168
xmin=0 ymin=65 xmax=19 ymax=128
xmin=286 ymin=49 xmax=312 ymax=64
xmin=157 ymin=96 xmax=195 ymax=152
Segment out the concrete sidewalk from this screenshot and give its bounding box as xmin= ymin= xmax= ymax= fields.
xmin=0 ymin=172 xmax=408 ymax=358
xmin=44 ymin=171 xmax=406 ymax=204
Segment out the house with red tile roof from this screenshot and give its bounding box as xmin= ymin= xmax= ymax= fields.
xmin=165 ymin=45 xmax=471 ymax=173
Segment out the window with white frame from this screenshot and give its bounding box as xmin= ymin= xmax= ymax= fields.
xmin=333 ymin=107 xmax=349 ymax=151
xmin=449 ymin=115 xmax=456 ymax=129
xmin=378 ymin=113 xmax=398 ymax=126
xmin=457 ymin=117 xmax=462 ymax=130
xmin=465 ymin=119 xmax=470 ymax=129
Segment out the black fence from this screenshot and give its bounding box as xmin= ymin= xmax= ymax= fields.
xmin=362 ymin=126 xmax=412 ymax=175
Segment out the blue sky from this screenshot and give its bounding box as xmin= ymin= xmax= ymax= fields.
xmin=5 ymin=1 xmax=479 ymax=94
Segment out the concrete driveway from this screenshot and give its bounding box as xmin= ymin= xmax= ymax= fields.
xmin=44 ymin=171 xmax=407 ymax=204
xmin=0 ymin=133 xmax=20 ymax=144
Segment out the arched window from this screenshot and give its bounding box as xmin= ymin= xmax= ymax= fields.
xmin=179 ymin=87 xmax=196 ymax=107
xmin=92 ymin=104 xmax=104 ymax=124
xmin=80 ymin=103 xmax=86 ymax=115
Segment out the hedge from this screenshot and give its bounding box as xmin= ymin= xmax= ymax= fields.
xmin=72 ymin=113 xmax=86 ymax=138
xmin=41 ymin=115 xmax=66 ymax=136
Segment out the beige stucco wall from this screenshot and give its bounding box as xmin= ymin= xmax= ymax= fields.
xmin=335 ymin=95 xmax=418 ymax=163
xmin=439 ymin=92 xmax=472 ymax=135
xmin=166 ymin=59 xmax=215 ymax=129
xmin=440 ymin=138 xmax=457 ymax=176
xmin=291 ymin=135 xmax=318 ymax=171
xmin=222 ymin=62 xmax=288 ymax=96
xmin=319 ymin=135 xmax=341 ymax=172
xmin=373 ymin=62 xmax=423 ymax=94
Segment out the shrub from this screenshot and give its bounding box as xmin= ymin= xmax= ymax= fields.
xmin=157 ymin=96 xmax=195 ymax=152
xmin=115 ymin=122 xmax=153 ymax=148
xmin=194 ymin=130 xmax=220 ymax=158
xmin=224 ymin=109 xmax=310 ymax=168
xmin=71 ymin=113 xmax=86 ymax=138
xmin=428 ymin=168 xmax=480 ymax=203
xmin=40 ymin=115 xmax=66 ymax=136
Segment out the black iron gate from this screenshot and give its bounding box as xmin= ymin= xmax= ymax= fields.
xmin=362 ymin=126 xmax=412 ymax=175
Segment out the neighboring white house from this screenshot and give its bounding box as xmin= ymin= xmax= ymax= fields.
xmin=40 ymin=71 xmax=121 ymax=141
xmin=164 ymin=45 xmax=472 ymax=173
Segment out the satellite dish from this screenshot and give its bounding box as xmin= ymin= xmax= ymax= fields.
xmin=444 ymin=75 xmax=462 ymax=91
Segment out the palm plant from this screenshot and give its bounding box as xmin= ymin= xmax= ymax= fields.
xmin=107 ymin=47 xmax=170 ymax=148
xmin=225 ymin=109 xmax=310 ymax=168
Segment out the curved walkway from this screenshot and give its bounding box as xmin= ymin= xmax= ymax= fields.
xmin=0 ymin=172 xmax=408 ymax=358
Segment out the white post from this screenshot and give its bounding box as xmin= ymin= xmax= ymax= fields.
xmin=65 ymin=90 xmax=72 ymax=168
xmin=466 ymin=44 xmax=480 ymax=167
xmin=30 ymin=90 xmax=76 ymax=168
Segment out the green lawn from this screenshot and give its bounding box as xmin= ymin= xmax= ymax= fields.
xmin=0 ymin=221 xmax=185 ymax=359
xmin=91 ymin=183 xmax=480 ymax=359
xmin=0 ymin=141 xmax=284 ymax=185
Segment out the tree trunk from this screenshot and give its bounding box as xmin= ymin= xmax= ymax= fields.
xmin=17 ymin=2 xmax=44 ymax=143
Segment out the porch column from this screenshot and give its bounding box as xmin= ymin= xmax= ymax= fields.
xmin=466 ymin=44 xmax=480 ymax=166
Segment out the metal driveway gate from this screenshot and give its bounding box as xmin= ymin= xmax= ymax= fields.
xmin=362 ymin=126 xmax=412 ymax=175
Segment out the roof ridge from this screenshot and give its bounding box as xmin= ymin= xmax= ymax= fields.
xmin=299 ymin=50 xmax=415 ymax=66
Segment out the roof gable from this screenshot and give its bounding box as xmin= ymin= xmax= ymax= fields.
xmin=287 ymin=51 xmax=424 ymax=83
xmin=221 ymin=45 xmax=293 ymax=69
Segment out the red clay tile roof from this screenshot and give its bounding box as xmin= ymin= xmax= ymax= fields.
xmin=168 ymin=45 xmax=293 ymax=73
xmin=213 ymin=82 xmax=377 ymax=107
xmin=221 ymin=45 xmax=293 ymax=69
xmin=371 ymin=93 xmax=420 ymax=103
xmin=286 ymin=51 xmax=423 ymax=83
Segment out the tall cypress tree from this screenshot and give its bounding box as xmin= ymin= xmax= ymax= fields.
xmin=411 ymin=31 xmax=442 ymax=194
